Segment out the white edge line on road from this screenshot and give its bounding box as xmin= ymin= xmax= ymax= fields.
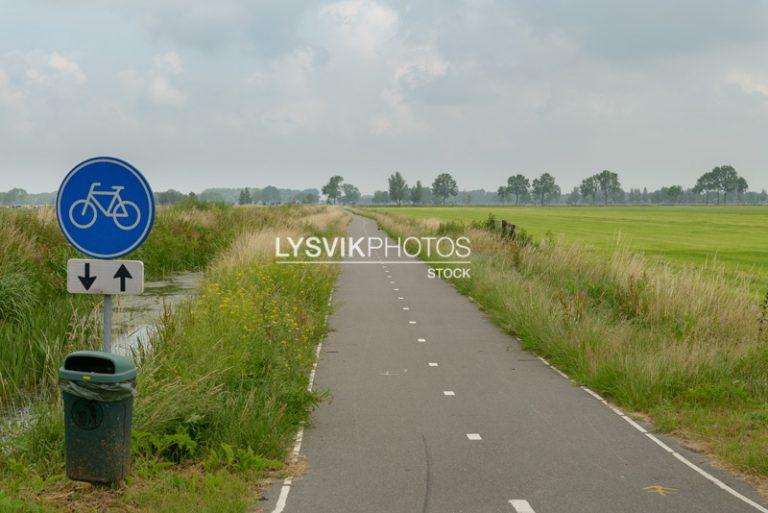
xmin=270 ymin=289 xmax=334 ymax=513
xmin=509 ymin=499 xmax=536 ymax=513
xmin=672 ymin=452 xmax=768 ymax=513
xmin=645 ymin=433 xmax=674 ymax=453
xmin=538 ymin=356 xmax=570 ymax=380
xmin=581 ymin=386 xmax=606 ymax=404
xmin=578 ymin=386 xmax=768 ymax=512
xmin=621 ymin=415 xmax=648 ymax=434
xmin=537 ymin=344 xmax=768 ymax=512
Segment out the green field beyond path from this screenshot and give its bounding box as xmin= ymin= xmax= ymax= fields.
xmin=375 ymin=206 xmax=768 ymax=290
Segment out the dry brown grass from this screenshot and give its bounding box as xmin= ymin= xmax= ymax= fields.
xmin=209 ymin=206 xmax=349 ymax=274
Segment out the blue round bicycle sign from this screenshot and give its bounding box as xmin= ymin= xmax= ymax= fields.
xmin=56 ymin=157 xmax=155 ymax=259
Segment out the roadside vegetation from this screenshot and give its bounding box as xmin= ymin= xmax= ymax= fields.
xmin=1 ymin=204 xmax=348 ymax=512
xmin=359 ymin=208 xmax=768 ymax=479
xmin=377 ymin=205 xmax=768 ymax=292
xmin=0 ymin=202 xmax=298 ymax=405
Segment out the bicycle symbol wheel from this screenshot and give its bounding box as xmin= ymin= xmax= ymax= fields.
xmin=113 ymin=201 xmax=141 ymax=231
xmin=69 ymin=199 xmax=97 ymax=229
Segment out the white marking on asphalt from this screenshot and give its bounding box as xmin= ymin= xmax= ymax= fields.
xmin=622 ymin=415 xmax=648 ymax=433
xmin=398 ymin=296 xmax=404 ymax=300
xmin=443 ymin=391 xmax=455 ymax=396
xmin=409 ymin=320 xmax=417 ymax=324
xmin=466 ymin=433 xmax=482 ymax=440
xmin=509 ymin=499 xmax=536 ymax=513
xmin=271 ymin=290 xmax=333 ymax=513
xmin=645 ymin=433 xmax=675 ymax=453
xmin=417 ymin=338 xmax=426 ymax=342
xmin=428 ymin=362 xmax=439 ymax=367
xmin=672 ymin=452 xmax=768 ymax=513
xmin=403 ymin=307 xmax=410 ymax=311
xmin=393 ymin=288 xmax=399 ymax=291
xmin=581 ymin=387 xmax=607 ymax=404
xmin=537 ymin=355 xmax=570 ymax=379
xmin=580 ymin=374 xmax=768 ymax=512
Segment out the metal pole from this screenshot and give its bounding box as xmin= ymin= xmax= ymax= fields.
xmin=103 ymin=294 xmax=112 ymax=353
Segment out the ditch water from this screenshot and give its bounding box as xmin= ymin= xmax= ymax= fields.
xmin=0 ymin=271 xmax=203 ymax=444
xmin=112 ymin=271 xmax=203 ymax=358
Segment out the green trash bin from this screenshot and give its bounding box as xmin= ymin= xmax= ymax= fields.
xmin=59 ymin=351 xmax=137 ymax=484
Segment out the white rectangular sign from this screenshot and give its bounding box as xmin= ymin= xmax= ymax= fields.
xmin=67 ymin=259 xmax=144 ymax=295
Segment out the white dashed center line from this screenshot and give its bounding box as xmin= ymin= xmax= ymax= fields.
xmin=398 ymin=297 xmax=404 ymax=300
xmin=417 ymin=338 xmax=426 ymax=342
xmin=509 ymin=499 xmax=536 ymax=513
xmin=402 ymin=307 xmax=410 ymax=311
xmin=393 ymin=288 xmax=399 ymax=291
xmin=466 ymin=433 xmax=482 ymax=440
xmin=428 ymin=362 xmax=439 ymax=367
xmin=409 ymin=320 xmax=416 ymax=325
xmin=443 ymin=391 xmax=455 ymax=396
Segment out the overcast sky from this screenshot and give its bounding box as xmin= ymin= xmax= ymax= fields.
xmin=1 ymin=1 xmax=767 ymax=194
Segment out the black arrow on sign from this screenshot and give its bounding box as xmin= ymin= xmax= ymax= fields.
xmin=78 ymin=263 xmax=97 ymax=291
xmin=113 ymin=264 xmax=132 ymax=292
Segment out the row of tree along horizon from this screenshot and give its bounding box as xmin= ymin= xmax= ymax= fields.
xmin=320 ymin=165 xmax=765 ymax=206
xmin=1 ymin=166 xmax=766 ymax=207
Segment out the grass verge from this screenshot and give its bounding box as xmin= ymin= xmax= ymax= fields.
xmin=1 ymin=206 xmax=349 ymax=512
xmin=374 ymin=205 xmax=768 ymax=292
xmin=0 ymin=202 xmax=312 ymax=405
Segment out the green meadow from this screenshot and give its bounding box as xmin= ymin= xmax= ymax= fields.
xmin=377 ymin=206 xmax=768 ymax=290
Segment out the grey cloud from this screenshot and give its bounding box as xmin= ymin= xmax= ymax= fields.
xmin=135 ymin=0 xmax=313 ymax=56
xmin=510 ymin=0 xmax=768 ymax=59
xmin=1 ymin=0 xmax=768 ymax=194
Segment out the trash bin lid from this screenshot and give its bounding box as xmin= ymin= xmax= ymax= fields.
xmin=59 ymin=351 xmax=137 ymax=383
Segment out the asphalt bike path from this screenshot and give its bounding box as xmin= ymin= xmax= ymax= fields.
xmin=263 ymin=214 xmax=767 ymax=513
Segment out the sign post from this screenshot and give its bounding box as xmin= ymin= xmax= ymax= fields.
xmin=56 ymin=157 xmax=155 ymax=352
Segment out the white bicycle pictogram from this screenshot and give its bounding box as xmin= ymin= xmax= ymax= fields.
xmin=68 ymin=182 xmax=141 ymax=231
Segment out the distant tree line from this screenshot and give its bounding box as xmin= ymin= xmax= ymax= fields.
xmin=235 ymin=186 xmax=320 ymax=205
xmin=0 ymin=188 xmax=54 ymax=206
xmin=327 ymin=171 xmax=462 ymax=206
xmin=560 ymin=165 xmax=758 ymax=206
xmin=325 ymin=164 xmax=765 ymax=206
xmin=2 ymin=164 xmax=766 ymax=208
